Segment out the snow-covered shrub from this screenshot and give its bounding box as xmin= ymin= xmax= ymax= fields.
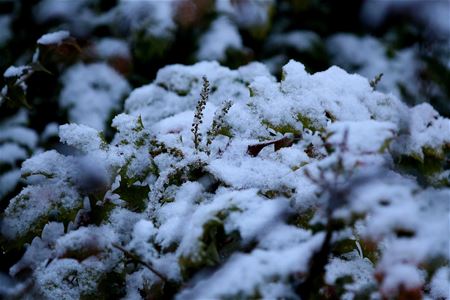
xmin=1 ymin=60 xmax=448 ymax=299
xmin=1 ymin=1 xmax=449 ymax=298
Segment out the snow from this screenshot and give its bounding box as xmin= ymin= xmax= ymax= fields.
xmin=59 ymin=63 xmax=130 ymax=131
xmin=10 ymin=222 xmax=65 ymax=276
xmin=34 ymin=0 xmax=91 ymax=23
xmin=0 ymin=126 xmax=38 ymax=149
xmin=429 ymin=267 xmax=450 ymax=299
xmin=3 ymin=65 xmax=31 ymax=78
xmin=216 ymin=0 xmax=273 ymax=28
xmin=327 ymin=120 xmax=396 ymax=153
xmin=0 ymin=111 xmax=37 ymax=202
xmin=380 ymin=264 xmax=424 ymax=295
xmin=21 ymin=150 xmax=73 ymax=182
xmin=41 ymin=122 xmax=59 ymax=142
xmin=124 ymin=61 xmax=267 ymax=126
xmin=37 ymin=30 xmax=70 ymax=45
xmin=33 ymin=0 xmax=96 ymax=36
xmin=197 ymin=16 xmax=243 ymax=61
xmin=2 ymin=59 xmax=450 ymax=299
xmin=0 ymin=0 xmax=448 ymax=298
xmin=325 ymin=253 xmax=375 ymax=295
xmin=394 ymin=103 xmax=450 ymax=158
xmin=0 ymin=273 xmax=27 ymax=298
xmin=347 ymin=176 xmax=449 ymax=297
xmin=112 ymin=0 xmax=175 ymax=38
xmin=0 ymin=170 xmax=21 ymax=199
xmin=93 ymin=38 xmax=130 ymax=60
xmin=0 ymin=143 xmax=28 ymax=165
xmin=34 ymin=258 xmax=104 ymax=299
xmin=327 ymin=34 xmax=422 ymax=100
xmin=155 ymin=182 xmax=204 ymax=249
xmin=177 ymin=233 xmax=324 ymax=299
xmin=59 ymin=124 xmax=106 ymax=153
xmin=208 ymin=153 xmax=296 ymax=190
xmin=268 ymin=31 xmax=320 ymax=52
xmin=1 ymin=183 xmax=81 ymax=239
xmin=131 ymin=220 xmax=155 ymax=245
xmin=361 ymin=0 xmax=450 ymax=40
xmin=55 ymin=225 xmax=117 ymax=258
xmin=107 ymin=207 xmax=143 ymax=240
xmin=0 ymin=15 xmax=12 ymax=46
xmin=71 ymin=154 xmax=111 ymax=194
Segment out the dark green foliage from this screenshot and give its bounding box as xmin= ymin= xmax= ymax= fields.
xmin=88 ymin=195 xmax=116 ymax=226
xmin=116 ymin=184 xmax=149 ymax=213
xmin=132 ymin=31 xmax=172 ymax=64
xmin=395 ymin=146 xmax=450 ymax=186
xmin=81 ymin=271 xmax=127 ymax=300
xmin=288 ymin=207 xmax=316 ymax=230
xmin=331 ymin=238 xmax=358 ymax=256
xmin=262 ymin=120 xmax=303 ymax=136
xmin=180 ymin=217 xmax=241 ymax=280
xmin=295 ymin=114 xmax=324 ymax=133
xmin=138 ymin=280 xmax=181 ymax=300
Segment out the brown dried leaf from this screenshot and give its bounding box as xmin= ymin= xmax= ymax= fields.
xmin=247 ymin=134 xmax=300 ymax=157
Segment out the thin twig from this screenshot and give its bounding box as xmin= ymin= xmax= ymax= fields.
xmin=112 ymin=243 xmax=167 ymax=282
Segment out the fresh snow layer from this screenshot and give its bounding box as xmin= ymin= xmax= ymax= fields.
xmin=37 ymin=30 xmax=70 ymax=45
xmin=3 ymin=59 xmax=449 ymax=299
